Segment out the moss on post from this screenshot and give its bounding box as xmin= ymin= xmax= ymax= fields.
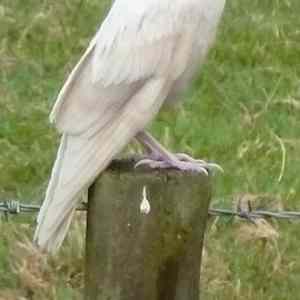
xmin=85 ymin=159 xmax=212 ymax=300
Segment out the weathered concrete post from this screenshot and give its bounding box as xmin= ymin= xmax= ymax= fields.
xmin=85 ymin=159 xmax=211 ymax=300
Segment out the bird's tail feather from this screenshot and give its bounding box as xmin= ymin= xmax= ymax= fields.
xmin=32 ymin=114 xmax=147 ymax=252
xmin=33 ymin=134 xmax=81 ymax=253
xmin=34 ymin=121 xmax=131 ymax=253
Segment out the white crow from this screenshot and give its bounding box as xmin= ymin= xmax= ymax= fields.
xmin=34 ymin=0 xmax=226 ymax=253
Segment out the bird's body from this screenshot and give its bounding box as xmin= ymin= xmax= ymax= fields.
xmin=34 ymin=0 xmax=226 ymax=253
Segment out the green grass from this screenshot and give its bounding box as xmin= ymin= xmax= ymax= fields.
xmin=0 ymin=0 xmax=300 ymax=299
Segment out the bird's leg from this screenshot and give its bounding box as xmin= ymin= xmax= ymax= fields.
xmin=135 ymin=131 xmax=223 ymax=174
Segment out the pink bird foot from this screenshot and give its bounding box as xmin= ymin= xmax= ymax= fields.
xmin=135 ymin=131 xmax=223 ymax=175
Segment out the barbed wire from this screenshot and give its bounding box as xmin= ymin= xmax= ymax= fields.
xmin=1 ymin=200 xmax=300 ymax=221
xmin=0 ymin=200 xmax=86 ymax=215
xmin=209 ymin=208 xmax=300 ymax=220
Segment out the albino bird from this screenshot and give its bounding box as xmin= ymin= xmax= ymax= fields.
xmin=34 ymin=0 xmax=226 ymax=253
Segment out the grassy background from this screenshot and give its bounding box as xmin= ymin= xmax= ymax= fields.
xmin=0 ymin=0 xmax=299 ymax=299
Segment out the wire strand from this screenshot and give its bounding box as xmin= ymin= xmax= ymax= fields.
xmin=1 ymin=200 xmax=300 ymax=221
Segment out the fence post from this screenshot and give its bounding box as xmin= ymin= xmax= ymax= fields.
xmin=85 ymin=159 xmax=212 ymax=300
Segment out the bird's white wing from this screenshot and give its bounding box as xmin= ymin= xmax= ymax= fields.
xmin=35 ymin=77 xmax=169 ymax=252
xmin=50 ymin=0 xmax=199 ymax=136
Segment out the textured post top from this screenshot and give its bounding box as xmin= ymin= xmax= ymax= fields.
xmin=106 ymin=157 xmax=212 ymax=183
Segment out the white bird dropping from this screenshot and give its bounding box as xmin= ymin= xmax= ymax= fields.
xmin=140 ymin=186 xmax=151 ymax=215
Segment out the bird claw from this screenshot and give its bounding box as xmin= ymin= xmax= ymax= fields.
xmin=174 ymin=153 xmax=224 ymax=173
xmin=135 ymin=154 xmax=223 ymax=175
xmin=134 ymin=159 xmax=164 ymax=169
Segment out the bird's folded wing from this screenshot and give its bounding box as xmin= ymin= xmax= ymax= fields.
xmin=50 ymin=0 xmax=196 ymax=136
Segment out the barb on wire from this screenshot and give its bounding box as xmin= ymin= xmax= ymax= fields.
xmin=0 ymin=200 xmax=300 ymax=221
